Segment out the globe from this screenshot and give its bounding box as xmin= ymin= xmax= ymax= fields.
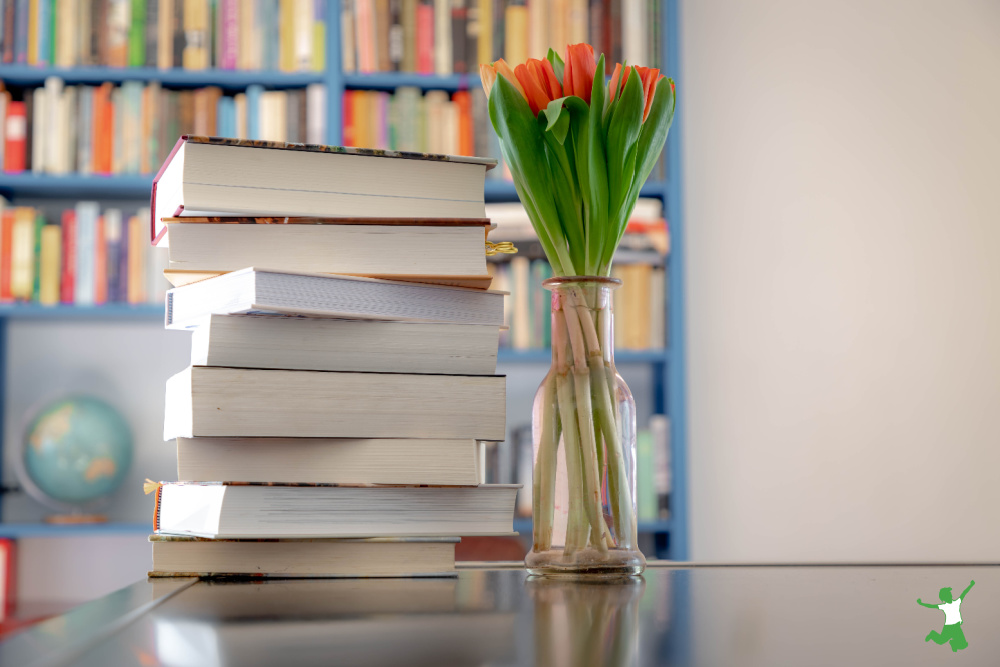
xmin=21 ymin=396 xmax=133 ymax=509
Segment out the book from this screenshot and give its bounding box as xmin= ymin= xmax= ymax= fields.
xmin=161 ymin=217 xmax=491 ymax=286
xmin=150 ymin=136 xmax=496 ymax=244
xmin=152 ymin=481 xmax=518 ymax=537
xmin=189 ymin=314 xmax=500 ymax=375
xmin=3 ymin=100 xmax=26 ymax=172
xmin=163 ymin=268 xmax=505 ymax=329
xmin=176 ymin=436 xmax=483 ymax=485
xmin=163 ymin=365 xmax=506 ymax=440
xmin=149 ymin=535 xmax=460 ymax=577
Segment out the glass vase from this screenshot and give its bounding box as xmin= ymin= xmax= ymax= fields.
xmin=525 ymin=276 xmax=645 ymax=577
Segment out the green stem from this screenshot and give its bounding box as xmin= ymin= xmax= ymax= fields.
xmin=533 ymin=372 xmax=560 ymax=552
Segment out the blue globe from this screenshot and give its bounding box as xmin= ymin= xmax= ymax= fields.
xmin=22 ymin=397 xmax=133 ymax=506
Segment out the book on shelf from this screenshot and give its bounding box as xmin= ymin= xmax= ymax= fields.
xmin=149 ymin=535 xmax=461 ymax=577
xmin=176 ymin=436 xmax=486 ymax=486
xmin=343 ymin=0 xmax=662 ymax=75
xmin=0 ymin=80 xmax=329 ymax=176
xmin=164 ymin=268 xmax=505 ymax=329
xmin=163 ymin=365 xmax=507 ymax=440
xmin=190 ymin=314 xmax=500 ymax=375
xmin=0 ymin=0 xmax=324 ymax=70
xmin=152 ymin=481 xmax=519 ymax=538
xmin=160 ymin=216 xmax=494 ymax=288
xmin=150 ymin=136 xmax=496 ymax=242
xmin=0 ymin=200 xmax=167 ymax=306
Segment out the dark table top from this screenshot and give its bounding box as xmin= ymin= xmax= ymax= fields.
xmin=2 ymin=562 xmax=997 ymax=666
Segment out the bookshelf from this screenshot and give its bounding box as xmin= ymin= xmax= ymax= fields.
xmin=0 ymin=0 xmax=686 ymax=560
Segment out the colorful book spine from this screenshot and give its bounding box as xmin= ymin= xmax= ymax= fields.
xmin=59 ymin=209 xmax=76 ymax=303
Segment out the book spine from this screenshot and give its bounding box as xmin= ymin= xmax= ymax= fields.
xmin=1 ymin=0 xmax=14 ymax=63
xmin=31 ymin=211 xmax=45 ymax=303
xmin=14 ymin=0 xmax=27 ymax=63
xmin=38 ymin=222 xmax=60 ymax=305
xmin=340 ymin=0 xmax=355 ymax=71
xmin=278 ymin=0 xmax=293 ymax=70
xmin=74 ymin=202 xmax=96 ymax=305
xmin=246 ymin=83 xmax=262 ymax=139
xmin=93 ymin=213 xmax=106 ymax=304
xmin=293 ymin=0 xmax=312 ymax=70
xmin=145 ymin=0 xmax=158 ymax=65
xmin=171 ymin=0 xmax=184 ymax=67
xmin=449 ymin=0 xmax=464 ymax=73
xmin=387 ymin=0 xmax=401 ymax=70
xmin=127 ymin=214 xmax=145 ymax=303
xmin=0 ymin=211 xmax=12 ymax=301
xmin=502 ymin=0 xmax=524 ymax=63
xmin=36 ymin=0 xmax=50 ymax=65
xmin=312 ymin=0 xmax=325 ymax=71
xmin=128 ymin=0 xmax=144 ymax=65
xmin=103 ymin=208 xmax=121 ymax=302
xmin=414 ymin=0 xmax=431 ymax=73
xmin=3 ymin=101 xmax=26 ymax=172
xmin=29 ymin=87 xmax=44 ymax=174
xmin=399 ymin=0 xmax=414 ymax=71
xmin=432 ymin=0 xmax=448 ymax=75
xmin=220 ymin=0 xmax=237 ymax=68
xmin=157 ymin=0 xmax=172 ymax=67
xmin=59 ymin=209 xmax=75 ymax=303
xmin=10 ymin=209 xmax=33 ymax=300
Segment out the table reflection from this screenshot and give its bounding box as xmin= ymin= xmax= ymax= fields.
xmin=528 ymin=576 xmax=645 ymax=667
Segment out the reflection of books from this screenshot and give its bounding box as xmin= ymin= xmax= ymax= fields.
xmin=153 ymin=613 xmax=516 ymax=667
xmin=149 ymin=536 xmax=459 ymax=578
xmin=149 ymin=578 xmax=516 ymax=667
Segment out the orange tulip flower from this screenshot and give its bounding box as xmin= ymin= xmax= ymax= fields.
xmin=563 ymin=43 xmax=597 ymax=104
xmin=514 ymin=58 xmax=563 ymax=114
xmin=608 ymin=64 xmax=666 ymax=121
xmin=480 ymin=59 xmax=526 ymax=100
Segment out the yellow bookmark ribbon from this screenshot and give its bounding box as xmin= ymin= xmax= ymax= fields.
xmin=143 ymin=479 xmax=162 ymax=495
xmin=486 ymin=241 xmax=518 ymax=256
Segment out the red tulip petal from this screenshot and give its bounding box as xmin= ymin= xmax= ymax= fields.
xmin=565 ymin=43 xmax=596 ymax=104
xmin=538 ymin=59 xmax=563 ymax=99
xmin=515 ymin=63 xmax=552 ymax=115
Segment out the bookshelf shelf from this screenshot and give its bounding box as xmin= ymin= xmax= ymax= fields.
xmin=0 ymin=173 xmax=153 ymax=199
xmin=498 ymin=349 xmax=670 ymax=364
xmin=343 ymin=72 xmax=478 ymax=92
xmin=0 ymin=65 xmax=324 ymax=89
xmin=512 ymin=518 xmax=672 ymax=534
xmin=0 ymin=522 xmax=150 ymax=538
xmin=0 ymin=304 xmax=163 ymax=319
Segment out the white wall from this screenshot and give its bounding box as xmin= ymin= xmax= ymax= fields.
xmin=682 ymin=0 xmax=1000 ymax=560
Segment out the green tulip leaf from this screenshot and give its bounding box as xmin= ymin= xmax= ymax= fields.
xmin=546 ymin=48 xmax=565 ymax=84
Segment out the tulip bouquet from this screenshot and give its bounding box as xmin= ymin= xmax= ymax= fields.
xmin=481 ymin=44 xmax=675 ymax=569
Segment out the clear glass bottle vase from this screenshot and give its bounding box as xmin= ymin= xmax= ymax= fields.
xmin=525 ymin=276 xmax=646 ymax=577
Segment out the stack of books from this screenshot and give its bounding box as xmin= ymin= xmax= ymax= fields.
xmin=148 ymin=136 xmax=516 ymax=578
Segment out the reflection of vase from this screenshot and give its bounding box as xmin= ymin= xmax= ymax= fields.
xmin=528 ymin=576 xmax=645 ymax=667
xmin=525 ymin=276 xmax=646 ymax=577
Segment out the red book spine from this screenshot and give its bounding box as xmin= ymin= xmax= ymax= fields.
xmin=0 ymin=211 xmax=13 ymax=301
xmin=93 ymin=84 xmax=113 ymax=175
xmin=94 ymin=215 xmax=107 ymax=304
xmin=3 ymin=101 xmax=26 ymax=172
xmin=415 ymin=2 xmax=434 ymax=74
xmin=60 ymin=209 xmax=76 ymax=304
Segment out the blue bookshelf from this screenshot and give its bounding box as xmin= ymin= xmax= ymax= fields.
xmin=0 ymin=522 xmax=150 ymax=538
xmin=0 ymin=0 xmax=687 ymax=561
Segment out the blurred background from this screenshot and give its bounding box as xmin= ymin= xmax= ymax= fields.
xmin=0 ymin=0 xmax=997 ymax=639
